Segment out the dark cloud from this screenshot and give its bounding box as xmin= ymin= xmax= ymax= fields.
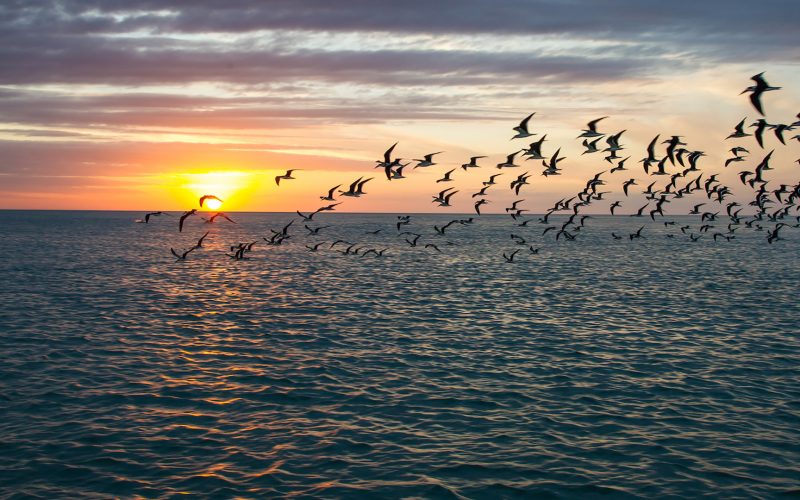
xmin=0 ymin=41 xmax=653 ymax=87
xmin=0 ymin=1 xmax=795 ymax=88
xmin=4 ymin=0 xmax=798 ymax=42
xmin=0 ymin=90 xmax=511 ymax=131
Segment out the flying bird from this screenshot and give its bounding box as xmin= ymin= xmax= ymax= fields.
xmin=194 ymin=231 xmax=210 ymax=248
xmin=511 ymin=112 xmax=536 ymax=139
xmin=742 ymin=72 xmax=781 ymax=116
xmin=436 ymin=169 xmax=456 ymax=183
xmin=413 ymin=152 xmax=443 ymax=168
xmin=461 ymin=156 xmax=486 ymax=171
xmin=497 ymin=150 xmax=523 ymax=169
xmin=726 ymin=118 xmax=751 ymax=139
xmin=275 ymin=169 xmax=299 ymax=185
xmin=320 ymin=185 xmax=341 ymax=201
xmin=178 ymin=209 xmax=197 ymax=232
xmin=170 ymin=246 xmax=196 ymax=261
xmin=578 ymin=117 xmax=607 ymax=138
xmin=199 ymin=195 xmax=222 ymax=207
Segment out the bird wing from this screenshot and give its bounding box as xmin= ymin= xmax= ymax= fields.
xmin=749 ymin=92 xmax=764 ymax=116
xmin=384 ymin=142 xmax=397 ymax=162
xmin=349 ymin=177 xmax=363 ymax=192
xmin=518 ymin=112 xmax=534 ymax=131
xmin=587 ymin=116 xmax=607 ymax=132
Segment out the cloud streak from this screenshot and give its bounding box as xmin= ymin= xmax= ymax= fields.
xmin=0 ymin=1 xmax=797 ymax=210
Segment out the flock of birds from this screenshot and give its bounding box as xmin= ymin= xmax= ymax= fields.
xmin=136 ymin=73 xmax=799 ymax=262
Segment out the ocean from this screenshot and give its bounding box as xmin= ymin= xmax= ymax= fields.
xmin=1 ymin=210 xmax=798 ymax=498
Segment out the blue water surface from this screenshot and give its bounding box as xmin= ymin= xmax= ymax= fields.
xmin=0 ymin=210 xmax=798 ymax=498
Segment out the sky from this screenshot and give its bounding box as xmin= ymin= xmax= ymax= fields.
xmin=1 ymin=1 xmax=798 ymax=213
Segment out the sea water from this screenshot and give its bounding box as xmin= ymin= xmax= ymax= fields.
xmin=0 ymin=211 xmax=798 ymax=498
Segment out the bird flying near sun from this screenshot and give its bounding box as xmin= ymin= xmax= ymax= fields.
xmin=199 ymin=194 xmax=223 ymax=210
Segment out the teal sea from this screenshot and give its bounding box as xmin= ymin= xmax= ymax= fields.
xmin=0 ymin=210 xmax=799 ymax=498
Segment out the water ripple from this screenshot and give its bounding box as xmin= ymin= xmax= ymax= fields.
xmin=0 ymin=211 xmax=799 ymax=498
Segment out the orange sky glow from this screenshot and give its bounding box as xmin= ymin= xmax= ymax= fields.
xmin=1 ymin=4 xmax=798 ymax=214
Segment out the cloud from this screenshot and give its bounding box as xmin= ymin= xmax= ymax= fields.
xmin=0 ymin=0 xmax=797 ymax=210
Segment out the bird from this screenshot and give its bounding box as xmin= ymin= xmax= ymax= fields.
xmin=435 ymin=190 xmax=458 ymax=207
xmin=474 ymin=198 xmax=489 ymax=215
xmin=497 ymin=150 xmax=522 ymax=169
xmin=689 ymin=203 xmax=705 ymax=215
xmin=604 ymin=130 xmax=626 ymax=152
xmin=639 ymin=135 xmax=660 ymax=173
xmin=436 ymin=169 xmax=456 ymax=183
xmin=305 ymin=225 xmax=330 ymax=235
xmin=663 ymin=136 xmax=686 ymax=165
xmin=405 ymin=234 xmax=421 ymax=247
xmin=510 ymin=234 xmax=526 ymax=245
xmin=523 ymin=135 xmax=547 ymax=160
xmin=750 ymin=119 xmax=769 ymax=148
xmin=199 ymin=194 xmax=222 ymax=207
xmin=483 ymin=173 xmax=503 ymax=186
xmin=742 ymin=72 xmax=781 ymax=116
xmin=771 ymin=123 xmax=790 ymax=145
xmin=510 ymin=172 xmax=531 ymax=195
xmin=578 ymin=117 xmax=607 ymax=138
xmin=194 ymin=231 xmax=210 ymax=248
xmin=623 ymin=179 xmax=637 ymax=196
xmin=296 ymin=210 xmax=318 ymax=222
xmin=318 ymin=202 xmax=341 ymax=212
xmin=725 ymin=155 xmax=746 ymax=167
xmin=339 ymin=177 xmax=364 ymax=197
xmin=387 ymin=162 xmax=410 ymax=180
xmin=581 ymin=137 xmax=602 ymax=154
xmin=433 ymin=220 xmax=458 ymax=235
xmin=461 ymin=156 xmax=487 ymax=171
xmin=205 ymin=212 xmax=236 ymax=224
xmin=320 ymin=185 xmax=341 ymax=201
xmin=542 ymin=148 xmax=565 ymax=176
xmin=502 ymin=249 xmax=520 ymax=262
xmin=141 ymin=211 xmax=169 ymax=223
xmin=610 ymin=201 xmax=621 ymax=215
xmin=375 ymin=142 xmax=398 ymax=168
xmin=505 ymin=199 xmax=525 ymax=213
xmin=170 ymin=246 xmax=196 ymax=261
xmin=610 ymin=157 xmax=630 ymax=173
xmin=413 ymin=152 xmax=443 ymax=168
xmin=178 ymin=209 xmax=197 ymax=232
xmin=432 ymin=187 xmax=456 ymax=204
xmin=511 ymin=112 xmax=536 ymax=139
xmin=726 ymin=118 xmax=751 ymax=139
xmin=275 ymin=169 xmax=299 ymax=185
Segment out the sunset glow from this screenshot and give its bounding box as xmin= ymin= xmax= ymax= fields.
xmin=0 ymin=3 xmax=797 ymax=213
xmin=203 ymin=198 xmax=222 ymax=211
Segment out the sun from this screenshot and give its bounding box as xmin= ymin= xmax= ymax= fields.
xmin=205 ymin=198 xmax=223 ymax=210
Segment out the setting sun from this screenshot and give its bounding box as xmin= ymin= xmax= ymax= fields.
xmin=164 ymin=171 xmax=260 ymax=211
xmin=204 ymin=198 xmax=223 ymax=210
